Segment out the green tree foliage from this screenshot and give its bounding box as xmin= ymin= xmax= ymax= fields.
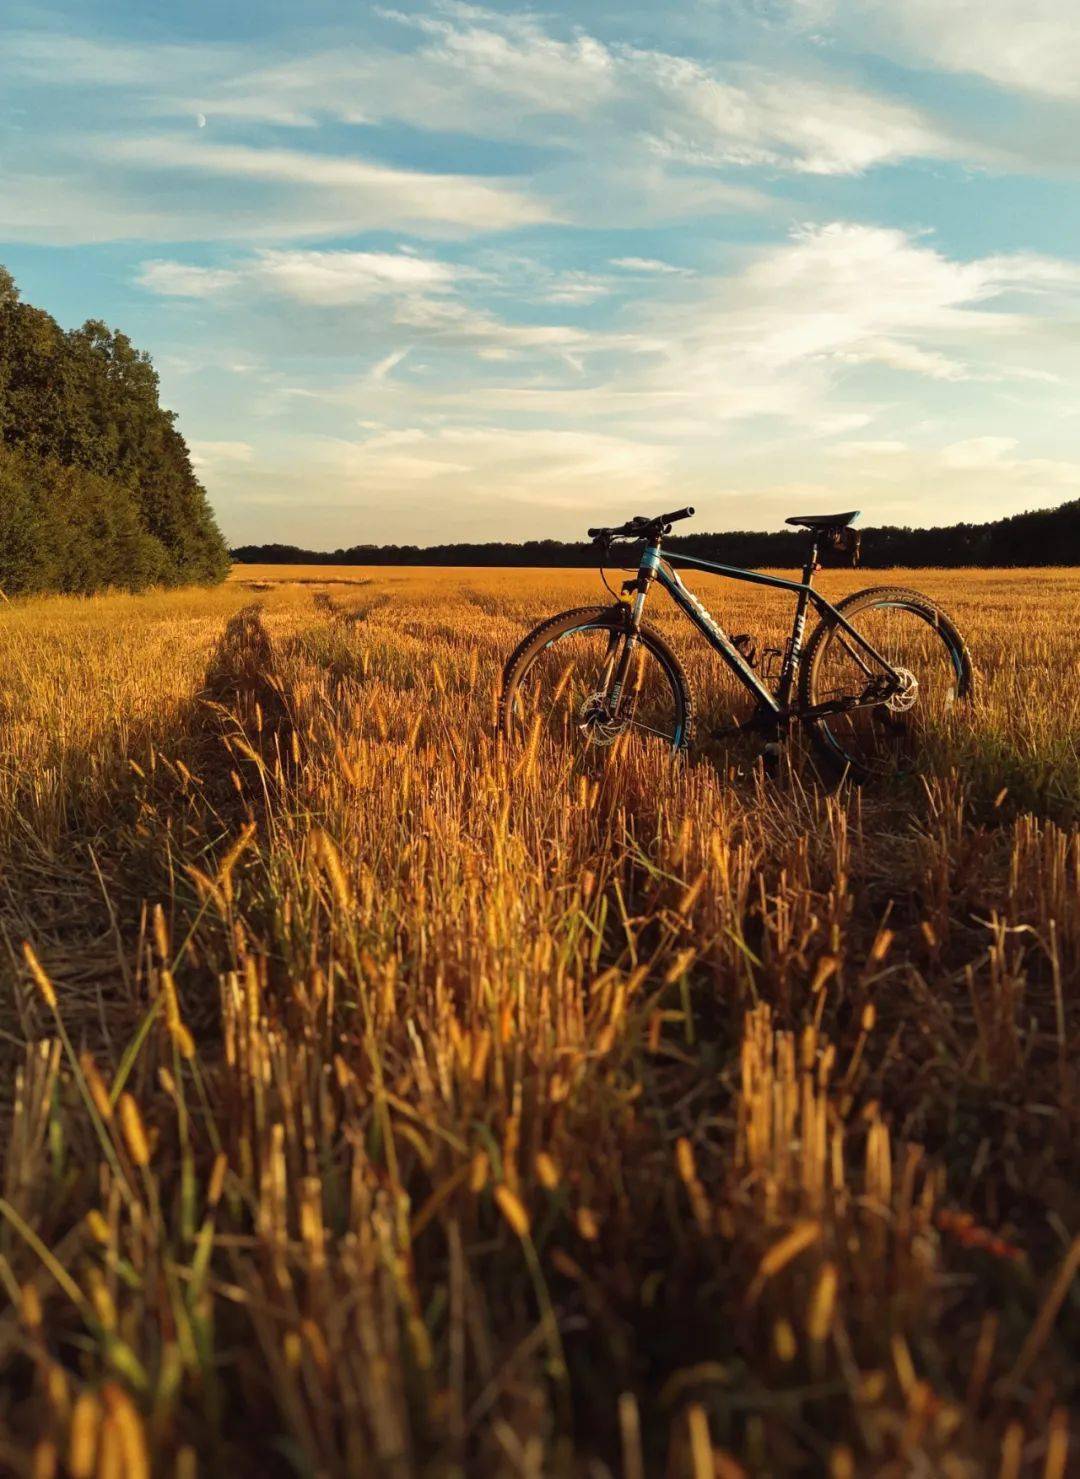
xmin=0 ymin=266 xmax=229 ymax=596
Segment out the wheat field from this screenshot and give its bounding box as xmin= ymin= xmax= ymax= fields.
xmin=0 ymin=564 xmax=1077 ymax=1477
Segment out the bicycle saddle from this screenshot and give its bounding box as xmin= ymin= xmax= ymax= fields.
xmin=785 ymin=511 xmax=860 ymax=530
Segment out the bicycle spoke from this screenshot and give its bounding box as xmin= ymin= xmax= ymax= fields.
xmin=625 ymin=716 xmax=679 ymax=741
xmin=831 ymin=628 xmax=878 ymax=681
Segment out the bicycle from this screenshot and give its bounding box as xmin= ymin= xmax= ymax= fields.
xmin=498 ymin=507 xmax=973 ymax=780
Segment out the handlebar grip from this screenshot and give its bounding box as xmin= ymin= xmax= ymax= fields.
xmin=661 ymin=506 xmax=694 ymax=523
xmin=587 ymin=527 xmax=607 ymax=539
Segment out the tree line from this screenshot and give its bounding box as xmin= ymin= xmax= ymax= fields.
xmin=0 ymin=266 xmax=229 ymax=596
xmin=233 ymin=497 xmax=1080 ymax=570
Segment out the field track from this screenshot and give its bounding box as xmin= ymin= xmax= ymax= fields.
xmin=0 ymin=565 xmax=1077 ymax=1474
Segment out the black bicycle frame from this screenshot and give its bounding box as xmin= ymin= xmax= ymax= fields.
xmin=626 ymin=538 xmax=902 ymax=720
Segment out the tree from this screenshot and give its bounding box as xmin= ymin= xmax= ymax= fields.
xmin=0 ymin=266 xmax=229 ymax=595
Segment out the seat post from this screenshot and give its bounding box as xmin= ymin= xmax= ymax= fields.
xmin=777 ymin=540 xmax=819 ymax=711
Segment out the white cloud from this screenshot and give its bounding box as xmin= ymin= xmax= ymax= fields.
xmin=135 ymin=246 xmax=618 ymax=371
xmin=388 ymin=292 xmax=600 ymax=359
xmin=835 ymin=338 xmax=971 ymax=381
xmin=404 ymin=222 xmax=1080 ymax=455
xmin=725 ymin=223 xmax=999 ymax=364
xmin=0 ymin=3 xmax=994 ymax=281
xmin=139 ymin=248 xmax=463 ymax=303
xmin=592 ymin=221 xmax=1070 ymax=438
xmin=106 ymin=137 xmax=549 ymax=232
xmin=360 ymin=8 xmax=959 ymax=176
xmin=471 ymin=253 xmax=616 ymax=305
xmin=376 ymin=5 xmax=619 ymax=115
xmin=631 ymin=53 xmax=956 ymax=175
xmin=254 ymin=249 xmax=461 ymax=303
xmin=612 ymin=257 xmax=691 ymax=275
xmin=2 ymin=31 xmax=224 ymax=88
xmin=0 ymin=8 xmax=969 ymax=254
xmin=369 ymin=348 xmax=411 ymax=384
xmin=138 ymin=261 xmax=239 ymax=297
xmin=0 ymin=161 xmax=542 ymax=247
xmin=219 ymin=223 xmax=1080 ymax=461
xmin=860 ymin=1 xmax=1080 ymax=101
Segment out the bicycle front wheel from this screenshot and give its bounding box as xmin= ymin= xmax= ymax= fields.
xmin=800 ymin=586 xmax=972 ymax=779
xmin=499 ymin=605 xmax=692 ymax=757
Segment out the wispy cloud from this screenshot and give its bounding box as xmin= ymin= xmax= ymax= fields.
xmin=136 ymin=246 xmax=613 ymax=367
xmin=166 ymin=224 xmax=1080 ymax=478
xmin=856 ymin=0 xmax=1080 ymax=102
xmin=0 ymin=4 xmax=974 ymax=251
xmin=108 ymin=137 xmax=549 ymax=231
xmin=362 ymin=6 xmax=959 ymax=175
xmin=611 ymin=257 xmax=691 ymax=275
xmin=5 ymin=1 xmax=1080 ymax=541
xmin=138 ymin=262 xmax=240 ymax=297
xmin=583 ymin=223 xmax=1080 ymax=436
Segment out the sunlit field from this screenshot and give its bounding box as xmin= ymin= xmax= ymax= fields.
xmin=0 ymin=564 xmax=1077 ymax=1475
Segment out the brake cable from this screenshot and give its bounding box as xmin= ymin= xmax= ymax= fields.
xmin=596 ymin=535 xmax=624 ymax=604
xmin=600 ymin=563 xmax=621 ymax=604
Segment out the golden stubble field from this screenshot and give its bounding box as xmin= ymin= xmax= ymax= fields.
xmin=0 ymin=563 xmax=1077 ymax=1476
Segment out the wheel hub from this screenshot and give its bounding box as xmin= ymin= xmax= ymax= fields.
xmin=885 ymin=667 xmax=919 ymax=713
xmin=578 ymin=691 xmax=627 ymax=746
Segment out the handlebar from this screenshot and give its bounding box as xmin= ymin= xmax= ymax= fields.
xmin=587 ymin=506 xmax=695 ymax=541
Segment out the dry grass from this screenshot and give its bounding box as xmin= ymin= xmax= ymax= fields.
xmin=0 ymin=564 xmax=1077 ymax=1476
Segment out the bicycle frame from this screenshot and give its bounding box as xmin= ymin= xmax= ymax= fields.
xmin=623 ymin=538 xmax=904 ymax=722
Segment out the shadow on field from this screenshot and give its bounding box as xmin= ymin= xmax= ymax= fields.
xmin=203 ymin=601 xmax=291 ymax=738
xmin=0 ymin=603 xmax=295 ymax=1065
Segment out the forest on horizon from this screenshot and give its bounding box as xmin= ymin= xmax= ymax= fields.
xmin=233 ymin=495 xmax=1080 ymax=570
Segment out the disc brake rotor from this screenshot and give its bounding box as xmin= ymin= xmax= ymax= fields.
xmin=578 ymin=691 xmax=628 ymax=746
xmin=884 ymin=666 xmax=919 ymax=713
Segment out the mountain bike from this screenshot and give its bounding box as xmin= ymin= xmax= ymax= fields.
xmin=498 ymin=507 xmax=972 ymax=779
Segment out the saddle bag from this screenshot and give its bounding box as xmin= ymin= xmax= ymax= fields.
xmin=819 ymin=526 xmax=861 ymax=567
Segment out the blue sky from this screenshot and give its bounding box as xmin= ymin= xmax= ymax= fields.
xmin=4 ymin=0 xmax=1080 ymax=546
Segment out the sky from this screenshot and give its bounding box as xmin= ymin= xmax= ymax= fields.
xmin=4 ymin=1 xmax=1080 ymax=547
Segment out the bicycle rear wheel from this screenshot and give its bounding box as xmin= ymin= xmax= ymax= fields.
xmin=800 ymin=586 xmax=972 ymax=779
xmin=500 ymin=605 xmax=692 ymax=756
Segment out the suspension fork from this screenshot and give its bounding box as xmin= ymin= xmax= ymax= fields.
xmin=776 ymin=543 xmax=818 ymax=711
xmin=608 ymin=541 xmax=661 ymax=716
